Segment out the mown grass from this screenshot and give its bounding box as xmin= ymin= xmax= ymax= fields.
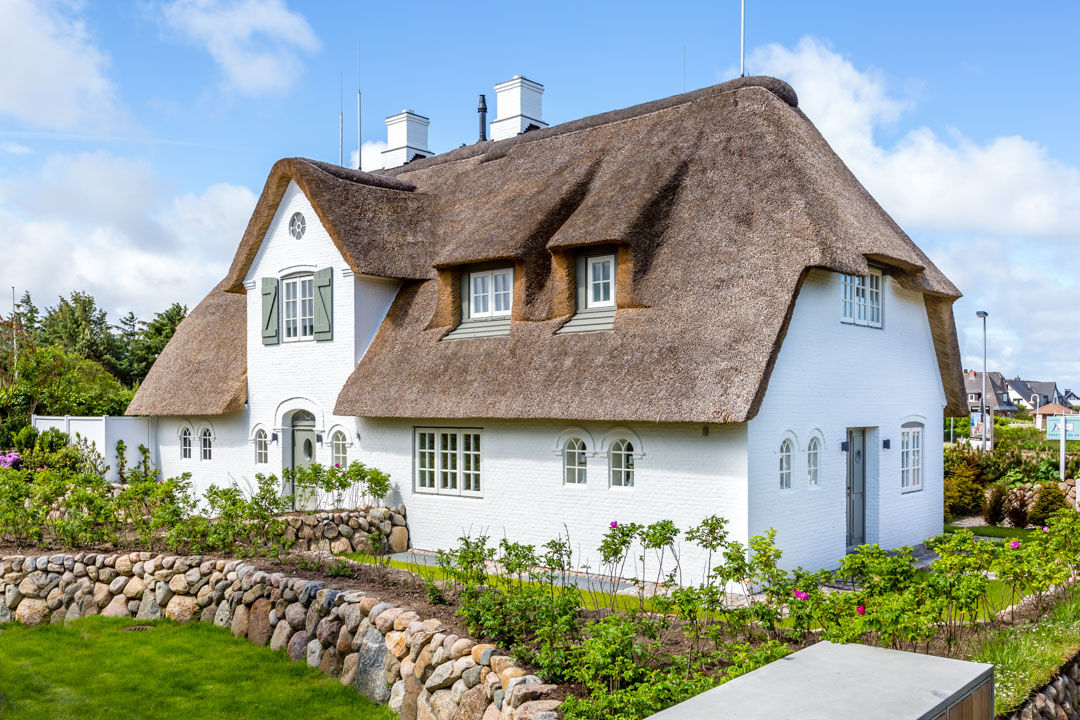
xmin=0 ymin=617 xmax=395 ymax=720
xmin=944 ymin=524 xmax=1034 ymax=540
xmin=968 ymin=585 xmax=1080 ymax=715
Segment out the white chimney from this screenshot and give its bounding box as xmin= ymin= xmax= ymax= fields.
xmin=489 ymin=76 xmax=547 ymax=142
xmin=381 ymin=110 xmax=431 ymax=168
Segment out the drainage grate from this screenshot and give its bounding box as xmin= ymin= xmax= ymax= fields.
xmin=121 ymin=625 xmax=155 ymax=632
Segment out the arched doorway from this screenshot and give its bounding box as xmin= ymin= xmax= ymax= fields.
xmin=288 ymin=409 xmax=316 ymax=508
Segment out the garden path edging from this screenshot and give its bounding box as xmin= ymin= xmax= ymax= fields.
xmin=0 ymin=550 xmax=562 ymax=720
xmin=1003 ymin=651 xmax=1080 ymax=720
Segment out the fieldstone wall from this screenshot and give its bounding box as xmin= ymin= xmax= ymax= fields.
xmin=1011 ymin=481 xmax=1077 ymax=509
xmin=1004 ymin=655 xmax=1080 ymax=720
xmin=285 ymin=506 xmax=409 ymax=555
xmin=0 ymin=551 xmax=562 ymax=720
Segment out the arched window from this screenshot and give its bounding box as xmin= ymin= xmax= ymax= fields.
xmin=200 ymin=428 xmax=213 ymax=461
xmin=610 ymin=439 xmax=634 ymax=487
xmin=779 ymin=439 xmax=792 ymax=489
xmin=901 ymin=423 xmax=923 ymax=490
xmin=255 ymin=429 xmax=268 ymax=464
xmin=807 ymin=437 xmax=820 ymax=486
xmin=331 ymin=431 xmax=347 ymax=467
xmin=180 ymin=427 xmax=191 ymax=460
xmin=563 ymin=437 xmax=587 ymax=484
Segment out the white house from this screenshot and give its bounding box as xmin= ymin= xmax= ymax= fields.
xmin=120 ymin=76 xmax=966 ymax=574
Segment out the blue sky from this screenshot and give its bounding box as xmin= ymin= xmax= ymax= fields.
xmin=1 ymin=0 xmax=1079 ymax=389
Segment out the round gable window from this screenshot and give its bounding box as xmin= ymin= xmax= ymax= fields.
xmin=288 ymin=212 xmax=306 ymax=240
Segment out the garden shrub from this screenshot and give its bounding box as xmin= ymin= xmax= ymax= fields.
xmin=13 ymin=425 xmax=38 ymax=451
xmin=1005 ymin=489 xmax=1030 ymax=528
xmin=982 ymin=483 xmax=1009 ymax=526
xmin=1029 ymin=483 xmax=1069 ymax=528
xmin=945 ymin=463 xmax=983 ymax=518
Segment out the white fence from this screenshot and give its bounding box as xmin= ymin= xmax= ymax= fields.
xmin=30 ymin=415 xmax=155 ymax=483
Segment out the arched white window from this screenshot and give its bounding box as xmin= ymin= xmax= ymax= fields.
xmin=255 ymin=429 xmax=268 ymax=464
xmin=331 ymin=430 xmax=347 ymax=467
xmin=180 ymin=428 xmax=191 ymax=460
xmin=779 ymin=439 xmax=792 ymax=489
xmin=807 ymin=437 xmax=820 ymax=486
xmin=200 ymin=428 xmax=213 ymax=461
xmin=901 ymin=423 xmax=923 ymax=490
xmin=610 ymin=439 xmax=634 ymax=487
xmin=564 ymin=437 xmax=587 ymax=484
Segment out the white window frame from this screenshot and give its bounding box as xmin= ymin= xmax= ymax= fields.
xmin=254 ymin=429 xmax=268 ymax=465
xmin=779 ymin=439 xmax=792 ymax=489
xmin=331 ymin=430 xmax=347 ymax=468
xmin=414 ymin=428 xmax=483 ymax=497
xmin=841 ymin=269 xmax=883 ymax=328
xmin=180 ymin=428 xmax=192 ymax=460
xmin=468 ymin=268 xmax=513 ymax=319
xmin=901 ymin=424 xmax=923 ymax=492
xmin=200 ymin=428 xmax=213 ymax=461
xmin=563 ymin=437 xmax=587 ymax=485
xmin=807 ymin=437 xmax=820 ymax=487
xmin=586 ymin=255 xmax=615 ymax=309
xmin=609 ymin=438 xmax=634 ymax=488
xmin=282 ymin=275 xmax=315 ymax=341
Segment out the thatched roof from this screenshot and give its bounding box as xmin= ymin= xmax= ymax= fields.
xmin=131 ymin=76 xmax=966 ymax=421
xmin=126 ymin=281 xmax=246 ymax=416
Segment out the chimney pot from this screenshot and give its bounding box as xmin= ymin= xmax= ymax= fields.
xmin=478 ymin=94 xmax=488 ymax=142
xmin=381 ymin=110 xmax=431 ymax=169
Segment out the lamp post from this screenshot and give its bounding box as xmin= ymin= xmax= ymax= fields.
xmin=977 ymin=311 xmax=989 ymax=452
xmin=1031 ymin=393 xmax=1041 ymax=429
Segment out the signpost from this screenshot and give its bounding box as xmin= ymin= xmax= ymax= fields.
xmin=1046 ymin=415 xmax=1079 ymax=506
xmin=970 ymin=411 xmax=991 ymax=447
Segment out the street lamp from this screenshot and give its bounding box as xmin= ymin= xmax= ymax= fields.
xmin=1031 ymin=393 xmax=1041 ymax=429
xmin=977 ymin=311 xmax=989 ymax=452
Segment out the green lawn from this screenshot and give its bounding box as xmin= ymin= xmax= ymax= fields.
xmin=0 ymin=617 xmax=395 ymax=720
xmin=968 ymin=586 xmax=1080 ymax=715
xmin=943 ymin=524 xmax=1034 ymax=540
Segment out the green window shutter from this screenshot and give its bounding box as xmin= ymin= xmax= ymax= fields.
xmin=313 ymin=267 xmax=334 ymax=341
xmin=261 ymin=277 xmax=279 ymax=345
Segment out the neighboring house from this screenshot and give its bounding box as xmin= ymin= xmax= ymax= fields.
xmin=966 ymin=371 xmax=1019 ymax=418
xmin=121 ymin=76 xmax=966 ymax=574
xmin=1007 ymin=377 xmax=1065 ymax=410
xmin=1064 ymin=389 xmax=1080 ymax=409
xmin=1032 ymin=403 xmax=1078 ymax=430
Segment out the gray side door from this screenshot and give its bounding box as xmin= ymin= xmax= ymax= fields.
xmin=290 ymin=411 xmax=316 ymax=509
xmin=847 ymin=428 xmax=866 ymax=550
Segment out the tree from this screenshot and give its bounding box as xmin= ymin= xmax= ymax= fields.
xmin=39 ymin=291 xmax=122 ymax=375
xmin=115 ymin=303 xmax=186 ymax=385
xmin=15 ymin=291 xmax=40 ymax=337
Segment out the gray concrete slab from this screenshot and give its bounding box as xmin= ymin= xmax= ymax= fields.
xmin=647 ymin=641 xmax=993 ymax=720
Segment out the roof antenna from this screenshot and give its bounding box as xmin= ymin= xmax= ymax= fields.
xmin=477 ymin=94 xmax=487 ymax=142
xmin=338 ymin=73 xmax=344 ymax=167
xmin=362 ymin=42 xmax=367 ymax=170
xmin=740 ymin=0 xmax=746 ymax=77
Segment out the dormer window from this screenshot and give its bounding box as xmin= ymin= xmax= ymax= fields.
xmin=469 ymin=268 xmax=513 ymax=318
xmin=841 ymin=269 xmax=882 ymax=328
xmin=586 ymin=255 xmax=615 ymax=309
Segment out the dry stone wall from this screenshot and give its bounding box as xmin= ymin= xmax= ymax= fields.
xmin=0 ymin=551 xmax=562 ymax=720
xmin=285 ymin=506 xmax=409 ymax=554
xmin=1004 ymin=656 xmax=1080 ymax=720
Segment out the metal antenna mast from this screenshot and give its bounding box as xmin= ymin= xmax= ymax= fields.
xmin=338 ymin=73 xmax=344 ymax=167
xmin=740 ymin=0 xmax=746 ymax=77
xmin=357 ymin=42 xmax=362 ymax=171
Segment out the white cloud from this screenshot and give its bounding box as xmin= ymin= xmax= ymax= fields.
xmin=750 ymin=37 xmax=1080 ymax=390
xmin=161 ymin=0 xmax=320 ymax=97
xmin=1 ymin=142 xmax=32 ymax=155
xmin=0 ymin=152 xmax=256 ymax=320
xmin=349 ymin=140 xmax=388 ymax=172
xmin=0 ymin=0 xmax=124 ymax=132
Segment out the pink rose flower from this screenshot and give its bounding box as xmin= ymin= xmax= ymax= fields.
xmin=1043 ymin=526 xmax=1050 ymax=532
xmin=610 ymin=521 xmax=618 ymax=529
xmin=856 ymin=605 xmax=866 ymax=616
xmin=1010 ymin=540 xmax=1020 ymax=549
xmin=792 ymin=589 xmax=809 ymax=600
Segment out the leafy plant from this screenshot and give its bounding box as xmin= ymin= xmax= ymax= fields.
xmin=1029 ymin=483 xmax=1069 ymax=528
xmin=982 ymin=483 xmax=1009 ymax=526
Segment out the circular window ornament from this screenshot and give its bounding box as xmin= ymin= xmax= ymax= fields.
xmin=288 ymin=212 xmax=306 ymax=240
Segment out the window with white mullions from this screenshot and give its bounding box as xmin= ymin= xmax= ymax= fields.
xmin=331 ymin=431 xmax=347 ymax=467
xmin=200 ymin=428 xmax=213 ymax=461
xmin=901 ymin=424 xmax=923 ymax=490
xmin=416 ymin=431 xmax=436 ymax=489
xmin=415 ymin=428 xmax=484 ymax=496
xmin=779 ymin=439 xmax=792 ymax=489
xmin=564 ymin=437 xmax=587 ymax=484
xmin=610 ymin=438 xmax=634 ymax=487
xmin=255 ymin=429 xmax=268 ymax=464
xmin=282 ymin=275 xmax=315 ymax=340
xmin=587 ymin=255 xmax=615 ymax=308
xmin=841 ymin=269 xmax=883 ymax=328
xmin=180 ymin=428 xmax=192 ymax=460
xmin=807 ymin=437 xmax=820 ymax=486
xmin=469 ymin=269 xmax=513 ymax=318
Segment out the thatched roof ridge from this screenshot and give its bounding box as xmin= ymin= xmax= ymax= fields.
xmin=221 ymin=157 xmax=432 ymax=293
xmin=126 ymin=281 xmax=246 ymax=417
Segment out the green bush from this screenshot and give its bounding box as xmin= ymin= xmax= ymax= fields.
xmin=1029 ymin=484 xmax=1069 ymax=528
xmin=13 ymin=425 xmax=38 ymax=452
xmin=982 ymin=483 xmax=1009 ymax=526
xmin=945 ymin=463 xmax=983 ymax=518
xmin=1005 ymin=488 xmax=1030 ymax=529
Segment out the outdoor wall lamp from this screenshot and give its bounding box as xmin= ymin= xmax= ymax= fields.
xmin=882 ymin=439 xmax=891 ymax=449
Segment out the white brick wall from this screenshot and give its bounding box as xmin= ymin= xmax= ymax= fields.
xmin=356 ymin=418 xmax=748 ymax=579
xmin=747 ymin=269 xmax=946 ymax=572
